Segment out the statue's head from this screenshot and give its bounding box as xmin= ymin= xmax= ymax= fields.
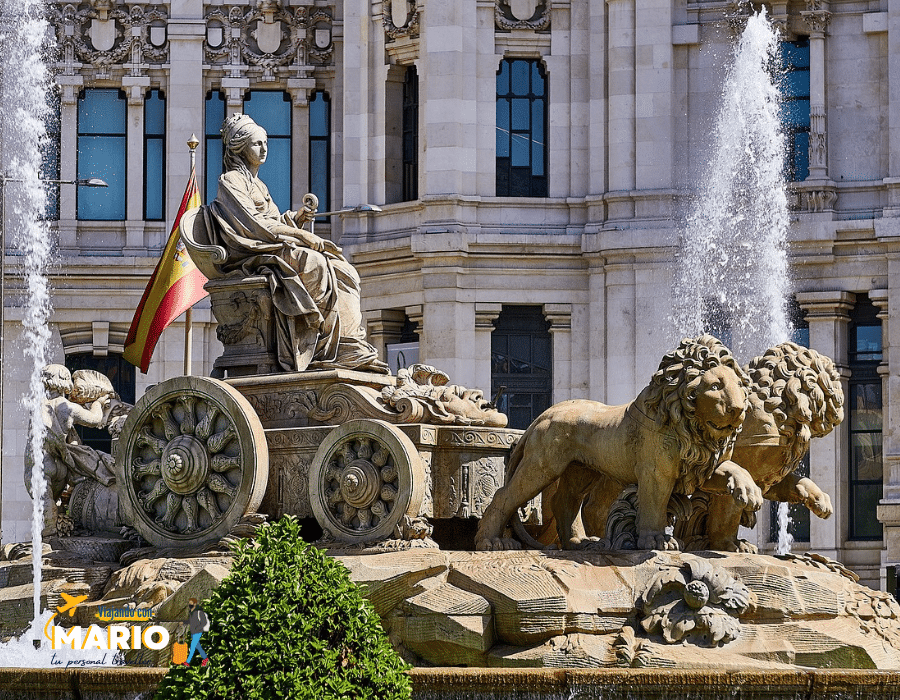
xmin=42 ymin=364 xmax=73 ymax=397
xmin=221 ymin=113 xmax=267 ymax=174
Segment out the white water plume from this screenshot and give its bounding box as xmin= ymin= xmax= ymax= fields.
xmin=672 ymin=10 xmax=792 ymax=361
xmin=671 ymin=11 xmax=795 ymax=554
xmin=1 ymin=0 xmax=57 ymax=632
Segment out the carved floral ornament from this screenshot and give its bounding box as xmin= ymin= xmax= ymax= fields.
xmin=50 ymin=2 xmax=169 ymax=71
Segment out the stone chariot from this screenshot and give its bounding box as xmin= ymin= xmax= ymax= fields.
xmin=113 ymin=206 xmax=519 ymax=551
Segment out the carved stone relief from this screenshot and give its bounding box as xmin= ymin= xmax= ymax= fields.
xmin=495 ymin=0 xmax=550 ymax=31
xmin=383 ymin=0 xmax=419 ymax=40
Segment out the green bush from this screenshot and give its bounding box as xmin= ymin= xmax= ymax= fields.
xmin=154 ymin=516 xmax=411 ymax=700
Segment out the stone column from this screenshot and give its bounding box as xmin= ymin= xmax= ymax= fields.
xmin=474 ymin=303 xmax=502 ymax=401
xmin=545 ymin=304 xmax=573 ymax=403
xmin=342 ymin=0 xmax=371 ymax=207
xmin=634 ymin=0 xmax=672 ymax=192
xmin=604 ymin=257 xmax=636 ymax=404
xmin=56 ymin=77 xmax=82 ymax=252
xmin=796 ymin=290 xmax=855 ymax=561
xmin=286 ymin=84 xmax=315 ymax=206
xmin=802 ymin=6 xmax=830 ymax=180
xmin=123 ymin=82 xmax=147 ymax=252
xmin=166 ymin=4 xmax=206 ymax=238
xmin=606 ymin=0 xmax=635 ymax=219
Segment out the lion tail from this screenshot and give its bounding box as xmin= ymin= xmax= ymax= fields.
xmin=503 ymin=431 xmax=546 ymax=550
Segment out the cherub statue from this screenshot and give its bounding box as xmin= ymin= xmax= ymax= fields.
xmin=25 ymin=365 xmax=122 ymax=536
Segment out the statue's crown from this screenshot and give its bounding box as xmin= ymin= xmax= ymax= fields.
xmin=220 ymin=113 xmax=258 ymax=143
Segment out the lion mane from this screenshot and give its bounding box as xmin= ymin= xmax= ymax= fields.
xmin=745 ymin=341 xmax=843 ymax=474
xmin=643 ymin=334 xmax=750 ymax=495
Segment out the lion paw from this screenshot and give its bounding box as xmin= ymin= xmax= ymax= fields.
xmin=475 ymin=537 xmax=523 ymax=552
xmin=567 ymin=536 xmax=610 ymax=551
xmin=710 ymin=537 xmax=758 ymax=553
xmin=637 ymin=532 xmax=680 ymax=551
xmin=806 ymin=491 xmax=833 ymax=519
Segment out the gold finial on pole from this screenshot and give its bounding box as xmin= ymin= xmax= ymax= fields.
xmin=184 ymin=134 xmax=200 ymax=376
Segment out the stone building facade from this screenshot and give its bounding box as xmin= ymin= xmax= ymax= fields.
xmin=0 ymin=0 xmax=897 ymax=592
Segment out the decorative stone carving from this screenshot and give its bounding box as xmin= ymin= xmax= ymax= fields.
xmin=381 ymin=364 xmax=508 ymax=427
xmin=308 ymin=419 xmax=425 ymax=544
xmin=476 ymin=335 xmax=761 ymax=552
xmin=801 ymin=9 xmax=831 ymax=35
xmin=637 ymin=555 xmax=751 ymax=646
xmin=114 ymin=376 xmax=269 ymax=549
xmin=809 ymin=104 xmax=827 ymax=172
xmin=25 ymin=365 xmax=129 ymax=537
xmin=803 ymin=187 xmax=837 ymax=212
xmin=203 ymin=4 xmax=331 ymax=74
xmin=50 ymin=2 xmax=169 ymax=77
xmin=383 ymin=0 xmax=419 ymax=40
xmin=691 ymin=342 xmax=844 ymax=552
xmin=495 ymin=0 xmax=550 ymax=31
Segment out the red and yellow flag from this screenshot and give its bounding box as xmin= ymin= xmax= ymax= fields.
xmin=123 ymin=168 xmax=208 ymax=373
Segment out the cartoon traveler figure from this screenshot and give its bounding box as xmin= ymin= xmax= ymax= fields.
xmin=183 ymin=597 xmax=210 ymax=667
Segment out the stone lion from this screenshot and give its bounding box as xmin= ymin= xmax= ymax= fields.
xmin=475 ymin=335 xmax=763 ymax=551
xmin=700 ymin=342 xmax=844 ymax=551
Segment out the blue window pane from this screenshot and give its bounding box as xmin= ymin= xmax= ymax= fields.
xmin=79 ymin=90 xmax=125 ymax=134
xmin=206 ymin=139 xmax=223 ymax=204
xmin=496 ymin=101 xmax=510 ymax=157
xmin=784 ymin=70 xmax=810 ymax=99
xmin=78 ymin=136 xmax=125 ymax=219
xmin=260 ymin=139 xmax=291 ymax=212
xmin=855 ymin=326 xmax=883 ymax=356
xmin=782 ymin=40 xmax=810 ymax=69
xmin=145 ymin=90 xmax=165 ymax=135
xmin=511 ymin=133 xmax=529 ymax=166
xmin=511 ymin=98 xmax=529 ymax=131
xmin=205 ymin=90 xmax=225 ymax=136
xmin=792 ymin=131 xmax=809 ymax=180
xmin=852 ymin=484 xmax=883 ymax=539
xmin=244 ymin=91 xmax=291 ymax=135
xmin=783 ymin=99 xmax=810 ymax=128
xmin=511 ymin=60 xmax=529 ymax=96
xmin=310 ymin=92 xmax=329 ymax=137
xmin=145 ymin=139 xmax=164 ymax=220
xmin=532 ymin=62 xmax=544 ymax=96
xmin=497 ymin=60 xmax=509 ymax=95
xmin=310 ymin=141 xmax=328 ymax=210
xmin=532 ymin=102 xmax=544 ymax=176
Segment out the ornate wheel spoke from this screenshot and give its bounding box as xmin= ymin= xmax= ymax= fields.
xmin=118 ymin=376 xmax=268 ymax=547
xmin=310 ymin=419 xmax=425 ymax=544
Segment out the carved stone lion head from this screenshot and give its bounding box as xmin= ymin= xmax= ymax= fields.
xmin=644 ymin=335 xmax=751 ymax=494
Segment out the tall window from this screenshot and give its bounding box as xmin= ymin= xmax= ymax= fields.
xmin=496 ymin=58 xmax=547 ymax=197
xmin=402 ymin=67 xmax=418 ymax=202
xmin=205 ymin=90 xmax=226 ymax=205
xmin=781 ymin=38 xmax=810 ymax=182
xmin=309 ymin=91 xmax=331 ymax=216
xmin=244 ymin=90 xmax=292 ymax=212
xmin=848 ymin=295 xmax=883 ymax=541
xmin=65 ymin=353 xmax=136 ymax=455
xmin=144 ymin=89 xmax=166 ymax=220
xmin=491 ymin=306 xmax=552 ymax=430
xmin=77 ymin=89 xmax=126 ymax=220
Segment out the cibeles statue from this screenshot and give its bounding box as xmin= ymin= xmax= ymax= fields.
xmin=25 ymin=365 xmax=130 ymax=537
xmin=183 ymin=113 xmax=388 ymax=377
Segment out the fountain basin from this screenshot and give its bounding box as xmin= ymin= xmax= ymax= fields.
xmin=1 ymin=667 xmax=900 ymax=700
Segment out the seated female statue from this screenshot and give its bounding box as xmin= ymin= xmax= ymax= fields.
xmin=207 ymin=113 xmax=387 ymax=374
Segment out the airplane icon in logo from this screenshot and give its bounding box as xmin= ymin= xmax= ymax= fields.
xmin=56 ymin=592 xmax=88 ymax=617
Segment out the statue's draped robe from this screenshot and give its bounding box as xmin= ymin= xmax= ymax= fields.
xmin=207 ymin=171 xmax=386 ymax=373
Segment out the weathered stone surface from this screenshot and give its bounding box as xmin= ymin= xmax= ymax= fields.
xmin=154 ymin=563 xmax=231 ymax=622
xmin=337 ymin=550 xmax=449 ymax=617
xmin=448 ymin=554 xmax=567 ymax=645
xmin=395 ymin=583 xmax=494 ymax=666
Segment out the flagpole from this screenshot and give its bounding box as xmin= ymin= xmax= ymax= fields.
xmin=184 ymin=134 xmax=199 ymax=376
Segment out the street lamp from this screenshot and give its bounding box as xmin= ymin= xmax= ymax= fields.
xmin=0 ymin=175 xmax=107 ymax=543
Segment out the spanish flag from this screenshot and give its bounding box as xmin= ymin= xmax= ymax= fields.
xmin=123 ymin=169 xmax=208 ymax=373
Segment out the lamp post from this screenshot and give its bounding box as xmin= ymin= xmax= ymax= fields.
xmin=0 ymin=175 xmax=107 ymax=543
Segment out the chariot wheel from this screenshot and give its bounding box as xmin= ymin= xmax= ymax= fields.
xmin=309 ymin=419 xmax=425 ymax=543
xmin=116 ymin=376 xmax=268 ymax=548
